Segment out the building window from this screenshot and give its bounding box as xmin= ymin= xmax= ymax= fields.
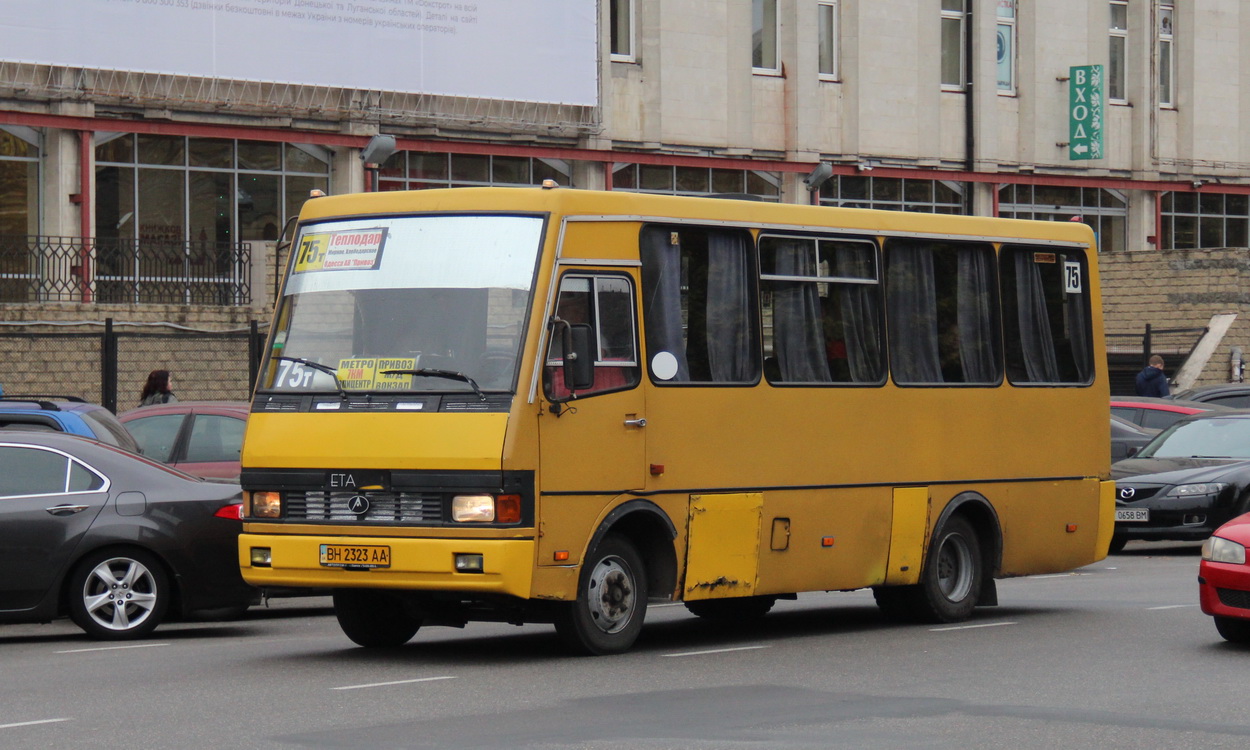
xmin=0 ymin=127 xmax=39 ymax=236
xmin=997 ymin=184 xmax=1127 ymax=253
xmin=752 ymin=0 xmax=779 ymax=73
xmin=818 ymin=1 xmax=839 ymax=80
xmin=1161 ymin=192 xmax=1250 ymax=250
xmin=1158 ymin=3 xmax=1174 ymax=107
xmin=1109 ymin=0 xmax=1128 ymax=102
xmin=941 ymin=0 xmax=967 ymax=90
xmin=95 ymin=135 xmax=329 ymax=247
xmin=378 ymin=153 xmax=570 ymax=191
xmin=610 ymin=0 xmax=635 ymax=62
xmin=93 ymin=134 xmax=329 ymax=304
xmin=818 ymin=176 xmax=965 ymax=214
xmin=612 ymin=164 xmax=782 ymax=201
xmin=997 ymin=0 xmax=1017 ymax=93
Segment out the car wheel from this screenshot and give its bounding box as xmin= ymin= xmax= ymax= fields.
xmin=1214 ymin=616 xmax=1250 ymax=644
xmin=684 ymin=595 xmax=777 ymax=621
xmin=67 ymin=549 xmax=170 ymax=640
xmin=332 ymin=589 xmax=422 ymax=648
xmin=554 ymin=534 xmax=648 ymax=655
xmin=1107 ymin=535 xmax=1128 ymax=554
xmin=873 ymin=516 xmax=983 ymax=624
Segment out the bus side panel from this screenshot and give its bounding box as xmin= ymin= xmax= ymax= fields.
xmin=753 ymin=487 xmax=894 ymax=595
xmin=885 ymin=487 xmax=930 ymax=585
xmin=684 ymin=492 xmax=762 ymax=600
xmin=995 ymin=478 xmax=1107 ymax=576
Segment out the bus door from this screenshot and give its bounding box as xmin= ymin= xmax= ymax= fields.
xmin=539 ymin=270 xmax=646 ymax=493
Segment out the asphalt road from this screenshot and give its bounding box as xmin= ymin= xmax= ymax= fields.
xmin=1 ymin=540 xmax=1246 ymax=750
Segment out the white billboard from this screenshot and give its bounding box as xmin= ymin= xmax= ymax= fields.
xmin=0 ymin=0 xmax=598 ymax=106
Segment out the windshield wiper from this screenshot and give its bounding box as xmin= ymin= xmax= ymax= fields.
xmin=380 ymin=368 xmax=487 ymax=402
xmin=274 ymin=355 xmax=347 ymax=403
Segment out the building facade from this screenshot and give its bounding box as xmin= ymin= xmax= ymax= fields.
xmin=1 ymin=0 xmax=1248 ymax=394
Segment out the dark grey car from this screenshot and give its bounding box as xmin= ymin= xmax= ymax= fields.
xmin=0 ymin=432 xmax=256 ymax=639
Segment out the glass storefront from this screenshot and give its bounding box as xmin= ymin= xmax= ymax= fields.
xmin=819 ymin=175 xmax=964 ymax=213
xmin=998 ymin=184 xmax=1126 ymax=253
xmin=0 ymin=128 xmax=38 ymax=236
xmin=612 ymin=163 xmax=782 ymax=201
xmin=378 ymin=152 xmax=571 ymax=191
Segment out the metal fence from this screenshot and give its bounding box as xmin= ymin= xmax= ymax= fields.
xmin=0 ymin=319 xmax=265 ymax=413
xmin=0 ymin=235 xmax=252 ymax=305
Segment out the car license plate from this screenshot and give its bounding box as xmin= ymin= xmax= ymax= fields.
xmin=1116 ymin=509 xmax=1149 ymax=522
xmin=319 ymin=544 xmax=391 ymax=568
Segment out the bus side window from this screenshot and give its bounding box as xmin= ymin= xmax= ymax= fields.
xmin=640 ymin=226 xmax=760 ymax=384
xmin=544 ymin=274 xmax=641 ymax=400
xmin=1000 ymin=246 xmax=1093 ymax=385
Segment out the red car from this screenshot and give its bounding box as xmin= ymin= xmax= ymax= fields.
xmin=1110 ymin=396 xmax=1231 ymax=431
xmin=1199 ymin=513 xmax=1250 ymax=643
xmin=119 ymin=401 xmax=249 ymax=479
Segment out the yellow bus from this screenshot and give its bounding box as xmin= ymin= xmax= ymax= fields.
xmin=239 ymin=185 xmax=1113 ymax=655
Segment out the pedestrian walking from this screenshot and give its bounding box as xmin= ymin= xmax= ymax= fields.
xmin=1135 ymin=354 xmax=1170 ymax=398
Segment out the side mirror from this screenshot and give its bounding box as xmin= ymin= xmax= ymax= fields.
xmin=563 ymin=324 xmax=596 ymax=392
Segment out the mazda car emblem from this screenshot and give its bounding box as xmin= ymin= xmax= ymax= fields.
xmin=1118 ymin=487 xmax=1136 ymax=500
xmin=347 ymin=495 xmax=371 ymax=515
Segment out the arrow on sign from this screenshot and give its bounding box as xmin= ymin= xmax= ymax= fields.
xmin=1072 ymin=144 xmax=1089 ymax=155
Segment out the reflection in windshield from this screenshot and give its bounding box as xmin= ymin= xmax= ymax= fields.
xmin=1140 ymin=417 xmax=1250 ymax=460
xmin=261 ymin=214 xmax=542 ymax=394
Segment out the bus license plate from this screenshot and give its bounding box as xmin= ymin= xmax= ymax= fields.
xmin=1115 ymin=509 xmax=1149 ymax=522
xmin=320 ymin=544 xmax=391 ymax=568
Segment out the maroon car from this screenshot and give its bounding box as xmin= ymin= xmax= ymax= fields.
xmin=119 ymin=401 xmax=249 ymax=480
xmin=1199 ymin=512 xmax=1250 ymax=644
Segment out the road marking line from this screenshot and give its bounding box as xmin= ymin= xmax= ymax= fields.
xmin=332 ymin=676 xmax=456 ymax=691
xmin=930 ymin=621 xmax=1017 ymax=632
xmin=56 ymin=643 xmax=170 ymax=654
xmin=1148 ymin=604 xmax=1197 ymax=610
xmin=663 ymin=645 xmax=770 ymax=658
xmin=0 ymin=718 xmax=72 ymax=730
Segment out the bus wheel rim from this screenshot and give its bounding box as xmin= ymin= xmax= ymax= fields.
xmin=587 ymin=555 xmax=635 ymax=634
xmin=937 ymin=534 xmax=974 ymax=602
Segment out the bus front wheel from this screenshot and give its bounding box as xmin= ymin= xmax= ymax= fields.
xmin=874 ymin=516 xmax=983 ymax=624
xmin=555 ymin=534 xmax=648 ymax=655
xmin=333 ymin=589 xmax=422 ymax=648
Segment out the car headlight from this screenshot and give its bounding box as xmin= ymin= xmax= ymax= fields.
xmin=1202 ymin=535 xmax=1247 ymax=565
xmin=1167 ymin=482 xmax=1229 ymax=496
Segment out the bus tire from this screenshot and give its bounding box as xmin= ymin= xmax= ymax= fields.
xmin=684 ymin=595 xmax=776 ymax=621
xmin=874 ymin=516 xmax=982 ymax=624
xmin=1107 ymin=535 xmax=1128 ymax=554
xmin=555 ymin=534 xmax=648 ymax=655
xmin=333 ymin=589 xmax=422 ymax=648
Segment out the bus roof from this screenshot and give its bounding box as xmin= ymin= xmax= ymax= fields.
xmin=296 ymin=186 xmax=1097 ymax=248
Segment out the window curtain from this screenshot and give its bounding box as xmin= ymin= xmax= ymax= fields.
xmin=834 ymin=246 xmax=883 ymax=383
xmin=955 ymin=248 xmax=998 ymax=383
xmin=1014 ymin=251 xmax=1060 ymax=382
xmin=772 ymin=240 xmax=831 ymax=382
xmin=1065 ymin=260 xmax=1093 ymax=381
xmin=705 ymin=231 xmax=755 ymax=381
xmin=640 ymin=228 xmax=691 ymax=381
xmin=886 ymin=244 xmax=942 ymax=383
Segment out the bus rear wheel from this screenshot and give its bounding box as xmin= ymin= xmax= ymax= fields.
xmin=684 ymin=595 xmax=776 ymax=621
xmin=874 ymin=516 xmax=983 ymax=624
xmin=333 ymin=589 xmax=422 ymax=648
xmin=555 ymin=534 xmax=648 ymax=655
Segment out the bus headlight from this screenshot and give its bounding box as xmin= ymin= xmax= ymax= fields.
xmin=1202 ymin=535 xmax=1247 ymax=565
xmin=452 ymin=494 xmax=496 ymax=522
xmin=250 ymin=491 xmax=282 ymax=519
xmin=451 ymin=494 xmax=522 ymax=523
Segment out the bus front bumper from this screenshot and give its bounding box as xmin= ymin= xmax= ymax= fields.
xmin=239 ymin=534 xmax=535 ymax=599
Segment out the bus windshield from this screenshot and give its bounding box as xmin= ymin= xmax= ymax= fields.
xmin=261 ymin=214 xmax=544 ymax=395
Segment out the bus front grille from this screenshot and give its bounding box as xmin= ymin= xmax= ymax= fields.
xmin=285 ymin=491 xmax=444 ymax=523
